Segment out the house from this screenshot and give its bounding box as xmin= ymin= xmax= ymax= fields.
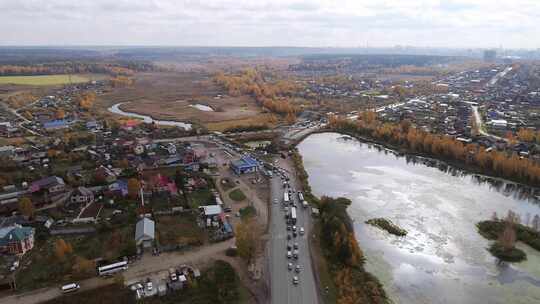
xmin=43 ymin=119 xmax=69 ymax=130
xmin=95 ymin=166 xmax=118 ymax=183
xmin=108 ymin=180 xmax=128 ymax=197
xmin=29 ymin=176 xmax=65 ymax=194
xmin=86 ymin=121 xmax=100 ymax=131
xmin=67 ymin=187 xmax=95 ymax=210
xmin=135 ymin=217 xmax=155 ymax=248
xmin=150 ymin=174 xmax=178 ymax=195
xmin=0 ymin=145 xmax=16 ymax=158
xmin=0 ymin=122 xmax=20 ymax=138
xmin=0 ymin=225 xmax=35 ymax=255
xmin=230 ymin=155 xmax=259 ymax=174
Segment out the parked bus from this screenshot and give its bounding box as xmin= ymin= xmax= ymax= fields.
xmin=283 ymin=192 xmax=289 ymax=204
xmin=290 ymin=207 xmax=297 ymax=224
xmin=61 ymin=283 xmax=80 ymax=293
xmin=298 ymin=192 xmax=304 ymax=202
xmin=97 ymin=261 xmax=128 ymax=276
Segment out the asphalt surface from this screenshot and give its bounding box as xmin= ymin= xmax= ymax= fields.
xmin=269 ymin=173 xmax=318 ymax=304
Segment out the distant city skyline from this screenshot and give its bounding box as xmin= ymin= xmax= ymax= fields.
xmin=2 ymin=0 xmax=540 ymax=49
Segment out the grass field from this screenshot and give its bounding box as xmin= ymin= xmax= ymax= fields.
xmin=0 ymin=74 xmax=96 ymax=86
xmin=229 ymin=189 xmax=247 ymax=202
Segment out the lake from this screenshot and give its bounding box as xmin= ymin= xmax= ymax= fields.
xmin=298 ymin=132 xmax=540 ymax=304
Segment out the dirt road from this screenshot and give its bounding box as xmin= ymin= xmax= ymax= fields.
xmin=2 ymin=239 xmax=234 ymax=304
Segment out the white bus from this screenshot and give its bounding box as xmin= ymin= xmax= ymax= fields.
xmin=61 ymin=283 xmax=80 ymax=293
xmin=290 ymin=207 xmax=297 ymax=224
xmin=283 ymin=192 xmax=289 ymax=204
xmin=97 ymin=261 xmax=128 ymax=276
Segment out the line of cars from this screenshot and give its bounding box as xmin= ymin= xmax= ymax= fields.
xmin=278 ymin=171 xmax=308 ymax=286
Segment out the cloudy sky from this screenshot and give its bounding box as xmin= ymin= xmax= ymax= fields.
xmin=1 ymin=0 xmax=539 ymax=49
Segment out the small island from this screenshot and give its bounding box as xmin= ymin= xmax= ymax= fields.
xmin=366 ymin=218 xmax=407 ymax=236
xmin=477 ymin=212 xmax=540 ymax=262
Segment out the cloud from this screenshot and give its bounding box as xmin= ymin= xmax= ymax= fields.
xmin=0 ymin=0 xmax=539 ymax=48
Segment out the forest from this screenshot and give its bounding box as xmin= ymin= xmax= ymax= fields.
xmin=0 ymin=61 xmax=158 ymax=77
xmin=213 ymin=69 xmax=300 ymax=122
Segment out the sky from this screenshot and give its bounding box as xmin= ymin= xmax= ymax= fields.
xmin=1 ymin=0 xmax=540 ymax=49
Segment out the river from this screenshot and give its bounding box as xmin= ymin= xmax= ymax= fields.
xmin=108 ymin=102 xmax=192 ymax=130
xmin=298 ymin=132 xmax=540 ymax=304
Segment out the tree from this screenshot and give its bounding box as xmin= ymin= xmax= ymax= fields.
xmin=78 ymin=92 xmax=96 ymax=110
xmin=72 ymin=256 xmax=96 ymax=276
xmin=55 ymin=239 xmax=73 ymax=260
xmin=498 ymin=211 xmax=518 ymax=251
xmin=286 ymin=111 xmax=297 ymax=124
xmin=55 ymin=108 xmax=66 ymax=120
xmin=127 ymin=178 xmax=141 ymax=199
xmin=18 ymin=197 xmax=34 ymax=218
xmin=235 ymin=218 xmax=258 ymax=263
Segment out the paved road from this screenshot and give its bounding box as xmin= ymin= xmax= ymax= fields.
xmin=269 ymin=171 xmax=318 ymax=304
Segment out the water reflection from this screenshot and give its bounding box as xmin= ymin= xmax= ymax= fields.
xmin=336 ymin=135 xmax=540 ymax=205
xmin=300 ymin=133 xmax=540 ymax=304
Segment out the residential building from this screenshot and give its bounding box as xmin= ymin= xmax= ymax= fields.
xmin=29 ymin=176 xmax=66 ymax=194
xmin=0 ymin=224 xmax=35 ymax=255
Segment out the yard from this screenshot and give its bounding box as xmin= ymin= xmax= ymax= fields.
xmin=188 ymin=188 xmax=215 ymax=208
xmin=15 ymin=224 xmax=135 ymax=291
xmin=0 ymin=74 xmax=103 ymax=86
xmin=156 ymin=214 xmax=206 ymax=247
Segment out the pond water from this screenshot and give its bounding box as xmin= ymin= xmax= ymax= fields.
xmin=189 ymin=104 xmax=214 ymax=112
xmin=298 ymin=132 xmax=540 ymax=304
xmin=108 ymin=102 xmax=192 ymax=130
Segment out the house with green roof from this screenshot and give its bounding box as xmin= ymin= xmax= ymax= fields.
xmin=0 ymin=225 xmax=35 ymax=255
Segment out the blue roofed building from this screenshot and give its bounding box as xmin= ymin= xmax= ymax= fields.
xmin=43 ymin=119 xmax=69 ymax=130
xmin=230 ymin=155 xmax=259 ymax=175
xmin=0 ymin=225 xmax=35 ymax=255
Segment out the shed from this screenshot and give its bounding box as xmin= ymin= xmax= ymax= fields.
xmin=200 ymin=205 xmax=222 ymax=217
xmin=135 ymin=217 xmax=155 ymax=248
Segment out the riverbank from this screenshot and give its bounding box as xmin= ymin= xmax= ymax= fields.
xmin=329 ymin=125 xmax=540 ymax=194
xmin=290 ymin=150 xmax=388 ymax=304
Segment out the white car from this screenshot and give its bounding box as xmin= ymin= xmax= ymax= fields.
xmin=293 ymin=276 xmax=299 ymax=285
xmin=288 ymin=262 xmax=293 ymax=271
xmin=299 ymin=227 xmax=305 ymax=235
xmin=287 ymin=251 xmax=292 ymax=259
xmin=146 ymin=281 xmax=153 ymax=291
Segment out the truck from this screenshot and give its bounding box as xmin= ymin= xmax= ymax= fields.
xmin=283 ymin=192 xmax=289 ymax=205
xmin=298 ymin=192 xmax=304 ymax=201
xmin=290 ymin=207 xmax=297 ymax=224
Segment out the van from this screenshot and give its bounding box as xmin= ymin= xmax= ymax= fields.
xmin=61 ymin=283 xmax=80 ymax=293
